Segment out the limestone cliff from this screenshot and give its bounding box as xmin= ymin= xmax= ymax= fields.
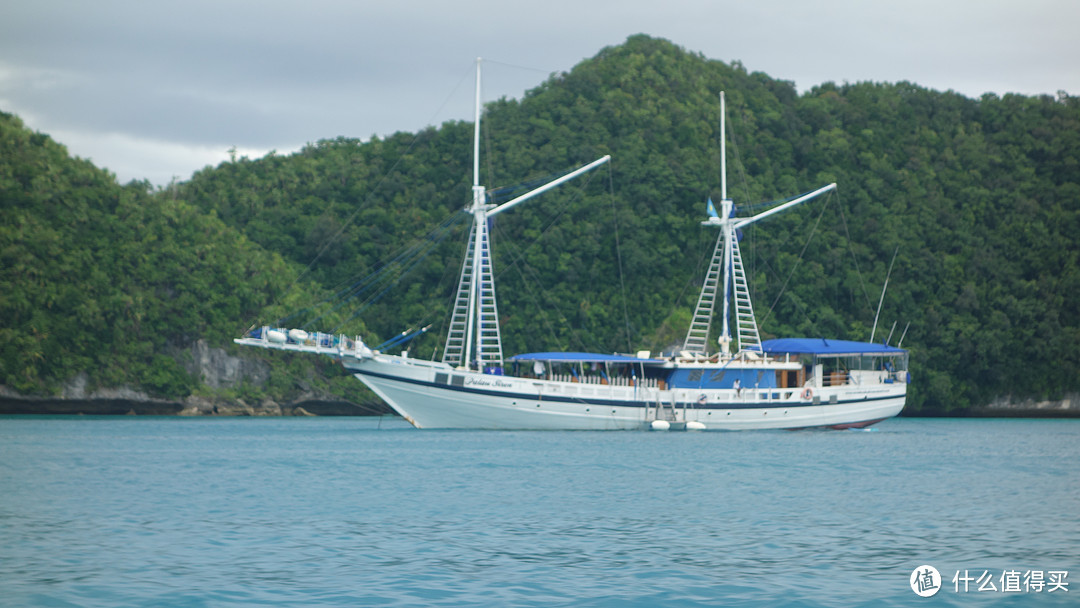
xmin=0 ymin=340 xmax=390 ymax=416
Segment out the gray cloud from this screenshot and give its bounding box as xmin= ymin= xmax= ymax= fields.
xmin=2 ymin=0 xmax=1077 ymax=185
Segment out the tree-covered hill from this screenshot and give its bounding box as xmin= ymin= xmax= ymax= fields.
xmin=0 ymin=111 xmax=346 ymax=404
xmin=3 ymin=35 xmax=1078 ymax=414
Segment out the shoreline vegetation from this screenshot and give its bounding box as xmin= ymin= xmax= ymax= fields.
xmin=1 ymin=391 xmax=1074 ymax=418
xmin=0 ymin=391 xmax=392 ymax=417
xmin=3 ymin=36 xmax=1077 ymax=418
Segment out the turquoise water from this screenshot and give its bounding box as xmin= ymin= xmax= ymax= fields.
xmin=1 ymin=417 xmax=1076 ymax=607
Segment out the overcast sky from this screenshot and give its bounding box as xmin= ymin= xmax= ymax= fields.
xmin=2 ymin=0 xmax=1077 ymax=186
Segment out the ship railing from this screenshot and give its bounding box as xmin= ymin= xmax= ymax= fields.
xmin=843 ymin=369 xmax=908 ymax=385
xmin=544 ymin=373 xmax=656 ymax=388
xmin=240 ymin=326 xmax=359 ymax=357
xmin=822 ymin=372 xmax=850 ymax=387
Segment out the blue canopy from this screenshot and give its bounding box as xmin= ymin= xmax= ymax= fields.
xmin=508 ymin=352 xmax=665 ymax=364
xmin=761 ymin=338 xmax=906 ymax=356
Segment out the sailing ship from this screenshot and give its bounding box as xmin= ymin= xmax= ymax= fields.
xmin=236 ymin=62 xmax=909 ymax=430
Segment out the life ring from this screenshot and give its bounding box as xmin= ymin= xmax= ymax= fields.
xmin=802 ymin=387 xmax=813 ymax=400
xmin=698 ymin=394 xmax=707 ymax=405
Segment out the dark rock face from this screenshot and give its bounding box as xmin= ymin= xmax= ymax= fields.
xmin=0 ymin=387 xmax=390 ymax=417
xmin=0 ymin=392 xmax=186 ymax=415
xmin=966 ymin=394 xmax=1080 ymax=418
xmin=0 ymin=377 xmax=184 ymax=415
xmin=0 ymin=342 xmax=391 ymax=416
xmin=183 ymin=339 xmax=271 ymax=389
xmin=4 ymin=342 xmax=1077 ymax=418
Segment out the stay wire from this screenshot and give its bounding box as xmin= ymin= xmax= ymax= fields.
xmin=490 ymin=217 xmax=572 ymax=351
xmin=293 ymin=214 xmax=463 ymax=333
xmin=278 ymin=210 xmax=464 ymax=330
xmin=324 ymin=219 xmax=463 ymax=332
xmin=758 ymin=189 xmax=834 ymax=328
xmin=724 ymin=100 xmax=841 ymax=335
xmin=489 ymin=171 xmax=600 ymax=352
xmin=652 ymin=201 xmax=716 ymax=352
xmin=330 ymin=220 xmax=459 ymax=334
xmin=493 ymin=170 xmax=596 ymax=280
xmin=496 ymin=237 xmax=566 ymax=353
xmin=243 ymin=63 xmax=476 ymax=333
xmin=607 ymin=161 xmax=634 ymax=353
xmin=834 ymin=188 xmax=876 ymax=315
xmin=728 ymin=105 xmax=760 ymax=297
xmin=320 ymin=209 xmax=464 ymax=301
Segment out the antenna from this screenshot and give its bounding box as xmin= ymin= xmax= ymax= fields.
xmin=870 ymin=246 xmax=899 ymax=343
xmin=897 ymin=321 xmax=911 ymax=348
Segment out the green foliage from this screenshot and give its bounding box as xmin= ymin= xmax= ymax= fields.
xmin=0 ymin=112 xmax=308 ymax=398
xmin=3 ymin=35 xmax=1078 ymax=415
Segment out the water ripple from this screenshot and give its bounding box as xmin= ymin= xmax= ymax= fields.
xmin=1 ymin=416 xmax=1077 ymax=606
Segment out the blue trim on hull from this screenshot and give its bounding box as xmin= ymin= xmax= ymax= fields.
xmin=352 ymin=369 xmax=901 ymax=410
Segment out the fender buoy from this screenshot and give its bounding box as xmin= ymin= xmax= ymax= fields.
xmin=698 ymin=394 xmax=707 ymax=405
xmin=802 ymin=387 xmax=813 ymax=400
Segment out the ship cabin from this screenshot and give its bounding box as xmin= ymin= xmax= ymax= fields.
xmin=501 ymin=339 xmax=907 ymax=393
xmin=760 ymin=338 xmax=909 ymax=389
xmin=505 ymin=352 xmax=668 ymax=388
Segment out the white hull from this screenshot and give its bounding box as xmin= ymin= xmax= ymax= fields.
xmin=345 ymin=354 xmax=905 ymax=431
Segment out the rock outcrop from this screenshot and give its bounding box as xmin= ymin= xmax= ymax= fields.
xmin=182 ymin=339 xmax=271 ymax=389
xmin=0 ymin=384 xmax=389 ymax=416
xmin=0 ymin=340 xmax=391 ymax=416
xmin=1 ymin=381 xmax=186 ymax=415
xmin=10 ymin=339 xmax=1071 ymax=418
xmin=966 ymin=394 xmax=1080 ymax=418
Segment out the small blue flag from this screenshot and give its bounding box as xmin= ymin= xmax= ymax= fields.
xmin=706 ymin=197 xmax=719 ymax=218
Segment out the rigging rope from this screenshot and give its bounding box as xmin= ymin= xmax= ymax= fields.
xmin=834 ymin=188 xmax=876 ymax=315
xmin=328 ymin=214 xmax=464 ymax=334
xmin=758 ymin=190 xmax=833 ymax=328
xmin=487 ymin=167 xmax=602 ymax=352
xmin=721 ymin=99 xmax=873 ymax=337
xmin=270 ymin=210 xmax=465 ymax=334
xmin=728 ymin=107 xmax=757 ymax=292
xmin=240 ymin=63 xmax=477 ymax=334
xmin=607 ymin=161 xmax=634 ymax=353
xmin=322 ymin=211 xmax=463 ymax=308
